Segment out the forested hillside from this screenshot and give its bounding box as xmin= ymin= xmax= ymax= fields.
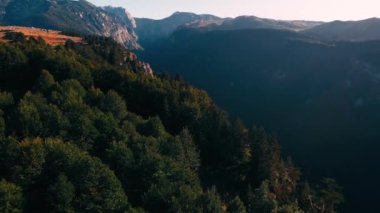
xmin=0 ymin=33 xmax=343 ymax=212
xmin=139 ymin=28 xmax=380 ymax=212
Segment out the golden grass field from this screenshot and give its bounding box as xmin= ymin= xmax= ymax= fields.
xmin=0 ymin=26 xmax=82 ymax=45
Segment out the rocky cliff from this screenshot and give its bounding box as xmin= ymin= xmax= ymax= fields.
xmin=0 ymin=0 xmax=140 ymax=49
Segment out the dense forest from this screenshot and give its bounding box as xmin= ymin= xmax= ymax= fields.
xmin=0 ymin=33 xmax=343 ymax=212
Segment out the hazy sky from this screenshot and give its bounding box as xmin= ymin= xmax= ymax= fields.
xmin=88 ymin=0 xmax=380 ymax=21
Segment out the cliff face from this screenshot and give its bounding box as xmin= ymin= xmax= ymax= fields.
xmin=102 ymin=6 xmax=137 ymax=29
xmin=123 ymin=50 xmax=154 ymax=76
xmin=102 ymin=6 xmax=140 ymax=49
xmin=0 ymin=0 xmax=140 ymax=49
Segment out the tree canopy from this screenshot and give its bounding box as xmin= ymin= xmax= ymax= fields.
xmin=0 ymin=34 xmax=343 ymax=212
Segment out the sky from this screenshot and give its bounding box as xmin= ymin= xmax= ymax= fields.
xmin=88 ymin=0 xmax=380 ymax=21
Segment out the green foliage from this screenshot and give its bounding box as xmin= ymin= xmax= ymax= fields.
xmin=0 ymin=43 xmax=27 ymax=73
xmin=200 ymin=186 xmax=223 ymax=213
xmin=0 ymin=91 xmax=14 ymax=109
xmin=0 ymin=37 xmax=343 ymax=212
xmin=0 ymin=44 xmax=28 ymax=92
xmin=100 ymin=90 xmax=128 ymax=121
xmin=299 ymin=181 xmax=313 ymax=212
xmin=317 ymin=178 xmax=344 ymax=213
xmin=46 ymin=174 xmax=75 ymax=213
xmin=0 ymin=110 xmax=5 ymax=138
xmin=3 ymin=32 xmax=26 ymax=43
xmin=0 ymin=180 xmax=23 ymax=213
xmin=169 ymin=185 xmax=203 ymax=213
xmin=176 ymin=128 xmax=200 ymax=172
xmin=10 ymin=138 xmax=130 ymax=212
xmin=228 ymin=196 xmax=247 ymax=213
xmin=278 ymin=203 xmax=303 ymax=213
xmin=36 ymin=69 xmax=56 ymax=92
xmin=247 ymin=181 xmax=277 ymax=213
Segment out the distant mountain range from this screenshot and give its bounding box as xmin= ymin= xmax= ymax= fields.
xmin=135 ymin=12 xmax=380 ymax=47
xmin=185 ymin=15 xmax=323 ymax=31
xmin=304 ymin=17 xmax=380 ymax=41
xmin=135 ymin=12 xmax=222 ymax=44
xmin=135 ymin=12 xmax=323 ymax=46
xmin=2 ymin=0 xmax=380 ymax=48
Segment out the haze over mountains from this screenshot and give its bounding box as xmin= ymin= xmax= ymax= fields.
xmin=135 ymin=12 xmax=323 ymax=45
xmin=2 ymin=0 xmax=380 ymax=212
xmin=2 ymin=0 xmax=380 ymax=47
xmin=135 ymin=12 xmax=380 ymax=46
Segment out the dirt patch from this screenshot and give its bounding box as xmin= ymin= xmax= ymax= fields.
xmin=0 ymin=26 xmax=82 ymax=45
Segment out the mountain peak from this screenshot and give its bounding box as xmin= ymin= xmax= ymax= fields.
xmin=172 ymin=11 xmax=192 ymax=15
xmin=135 ymin=11 xmax=223 ymax=43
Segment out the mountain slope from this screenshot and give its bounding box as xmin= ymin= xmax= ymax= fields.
xmin=304 ymin=17 xmax=380 ymax=41
xmin=0 ymin=0 xmax=140 ymax=48
xmin=0 ymin=32 xmax=342 ymax=212
xmin=140 ymin=28 xmax=380 ymax=212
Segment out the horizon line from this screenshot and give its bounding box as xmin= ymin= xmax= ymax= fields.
xmin=130 ymin=10 xmax=379 ymax=23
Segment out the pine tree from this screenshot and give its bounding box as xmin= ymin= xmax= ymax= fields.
xmin=247 ymin=181 xmax=276 ymax=213
xmin=201 ymin=186 xmax=223 ymax=213
xmin=36 ymin=70 xmax=55 ymax=92
xmin=228 ymin=196 xmax=247 ymax=213
xmin=46 ymin=174 xmax=75 ymax=213
xmin=178 ymin=128 xmax=200 ymax=172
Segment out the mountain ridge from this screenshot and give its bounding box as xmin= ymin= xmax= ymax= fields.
xmin=135 ymin=11 xmax=223 ymax=44
xmin=3 ymin=1 xmax=380 ymax=48
xmin=135 ymin=11 xmax=324 ymax=46
xmin=304 ymin=17 xmax=380 ymax=41
xmin=0 ymin=28 xmax=344 ymax=213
